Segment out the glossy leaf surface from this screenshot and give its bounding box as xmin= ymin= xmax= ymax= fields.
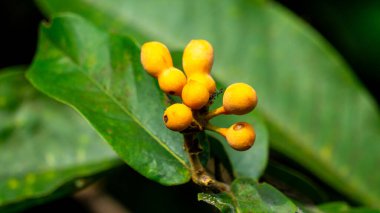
xmin=26 ymin=14 xmax=191 ymax=185
xmin=35 ymin=0 xmax=380 ymax=207
xmin=198 ymin=178 xmax=299 ymax=212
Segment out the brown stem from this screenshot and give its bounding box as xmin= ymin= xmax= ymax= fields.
xmin=184 ymin=134 xmax=230 ymax=192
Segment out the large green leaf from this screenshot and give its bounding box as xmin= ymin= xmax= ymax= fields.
xmin=0 ymin=68 xmax=120 ymax=208
xmin=26 ymin=14 xmax=191 ymax=185
xmin=198 ymin=178 xmax=299 ymax=212
xmin=36 ymin=0 xmax=380 ymax=207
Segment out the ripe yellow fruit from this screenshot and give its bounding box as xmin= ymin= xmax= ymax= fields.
xmin=226 ymin=122 xmax=255 ymax=151
xmin=187 ymin=73 xmax=216 ymax=95
xmin=182 ymin=80 xmax=210 ymax=110
xmin=183 ymin=40 xmax=214 ymax=76
xmin=163 ymin=103 xmax=193 ymax=131
xmin=141 ymin=41 xmax=173 ymax=77
xmin=223 ymin=83 xmax=257 ymax=115
xmin=158 ymin=67 xmax=187 ymax=96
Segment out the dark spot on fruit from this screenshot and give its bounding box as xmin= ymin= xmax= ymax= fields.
xmin=169 ymin=91 xmax=175 ymax=95
xmin=163 ymin=115 xmax=168 ymax=123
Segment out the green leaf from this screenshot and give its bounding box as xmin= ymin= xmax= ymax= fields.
xmin=35 ymin=0 xmax=380 ymax=207
xmin=198 ymin=178 xmax=299 ymax=212
xmin=263 ymin=161 xmax=328 ymax=203
xmin=318 ymin=202 xmax=351 ymax=212
xmin=302 ymin=202 xmax=380 ymax=213
xmin=26 ymin=14 xmax=191 ymax=185
xmin=0 ymin=68 xmax=120 ymax=208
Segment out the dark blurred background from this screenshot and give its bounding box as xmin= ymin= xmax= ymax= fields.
xmin=0 ymin=0 xmax=42 ymax=69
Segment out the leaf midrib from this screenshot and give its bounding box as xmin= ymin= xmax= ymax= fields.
xmin=111 ymin=0 xmax=372 ymax=202
xmin=34 ymin=1 xmax=380 ymax=206
xmin=40 ymin=29 xmax=189 ymax=170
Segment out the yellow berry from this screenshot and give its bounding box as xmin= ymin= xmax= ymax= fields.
xmin=158 ymin=67 xmax=187 ymax=96
xmin=187 ymin=73 xmax=216 ymax=95
xmin=223 ymin=83 xmax=257 ymax=115
xmin=183 ymin=40 xmax=214 ymax=76
xmin=182 ymin=80 xmax=210 ymax=110
xmin=141 ymin=41 xmax=173 ymax=77
xmin=226 ymin=122 xmax=255 ymax=151
xmin=163 ymin=103 xmax=193 ymax=131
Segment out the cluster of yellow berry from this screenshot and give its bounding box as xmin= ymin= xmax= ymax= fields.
xmin=140 ymin=40 xmax=258 ymax=151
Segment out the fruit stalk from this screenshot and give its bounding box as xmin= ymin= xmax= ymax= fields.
xmin=205 ymin=106 xmax=226 ymax=120
xmin=183 ymin=134 xmax=230 ymax=192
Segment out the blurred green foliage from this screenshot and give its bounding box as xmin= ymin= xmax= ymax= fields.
xmin=0 ymin=0 xmax=379 ymax=212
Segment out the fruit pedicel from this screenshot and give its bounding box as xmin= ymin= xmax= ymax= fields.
xmin=140 ymin=39 xmax=258 ymax=151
